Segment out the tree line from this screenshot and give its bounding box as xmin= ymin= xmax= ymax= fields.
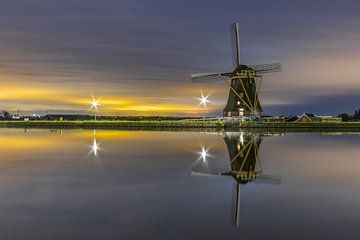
xmin=0 ymin=111 xmax=11 ymax=120
xmin=337 ymin=109 xmax=360 ymax=121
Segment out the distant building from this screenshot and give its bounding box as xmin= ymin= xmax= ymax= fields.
xmin=261 ymin=116 xmax=287 ymax=122
xmin=318 ymin=115 xmax=342 ymax=122
xmin=295 ymin=113 xmax=321 ymax=122
xmin=287 ymin=113 xmax=342 ymax=123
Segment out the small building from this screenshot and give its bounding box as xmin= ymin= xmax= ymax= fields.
xmin=261 ymin=116 xmax=287 ymax=122
xmin=295 ymin=113 xmax=321 ymax=122
xmin=318 ymin=116 xmax=342 ymax=122
xmin=287 ymin=113 xmax=342 ymax=123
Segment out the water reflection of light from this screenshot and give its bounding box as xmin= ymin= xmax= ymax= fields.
xmin=92 ymin=138 xmax=99 ymax=156
xmin=197 ymin=145 xmax=212 ymax=164
xmin=89 ymin=130 xmax=101 ymax=157
xmin=200 ymin=146 xmax=208 ymax=163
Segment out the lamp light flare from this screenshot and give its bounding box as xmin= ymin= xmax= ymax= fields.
xmin=90 ymin=96 xmax=101 ymax=120
xmin=197 ymin=91 xmax=211 ymax=108
xmin=90 ymin=97 xmax=100 ymax=111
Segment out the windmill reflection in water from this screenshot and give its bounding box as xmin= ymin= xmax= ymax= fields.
xmin=192 ymin=132 xmax=281 ymax=227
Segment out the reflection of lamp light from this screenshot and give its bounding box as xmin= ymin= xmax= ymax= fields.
xmin=90 ymin=130 xmax=100 ymax=157
xmin=197 ymin=145 xmax=211 ymax=164
xmin=240 ymin=131 xmax=244 ymax=146
xmin=200 ymin=146 xmax=208 ymax=163
xmin=90 ymin=96 xmax=100 ymax=120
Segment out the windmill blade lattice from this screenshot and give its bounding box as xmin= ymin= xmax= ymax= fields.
xmin=230 ymin=22 xmax=241 ymax=66
xmin=251 ymin=63 xmax=282 ymax=74
xmin=191 ymin=72 xmax=232 ymax=83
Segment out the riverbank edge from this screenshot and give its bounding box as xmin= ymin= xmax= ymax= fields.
xmin=1 ymin=120 xmax=360 ymax=131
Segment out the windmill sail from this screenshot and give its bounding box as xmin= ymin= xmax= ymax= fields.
xmin=254 ymin=174 xmax=282 ymax=185
xmin=230 ymin=22 xmax=241 ymax=66
xmin=251 ymin=63 xmax=282 ymax=73
xmin=191 ymin=72 xmax=232 ymax=83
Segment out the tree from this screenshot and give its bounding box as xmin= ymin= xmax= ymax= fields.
xmin=354 ymin=109 xmax=360 ymax=121
xmin=0 ymin=111 xmax=11 ymax=120
xmin=337 ymin=113 xmax=352 ymax=122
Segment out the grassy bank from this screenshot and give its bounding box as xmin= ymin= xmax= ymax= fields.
xmin=0 ymin=119 xmax=224 ymax=130
xmin=237 ymin=121 xmax=360 ymax=129
xmin=1 ymin=120 xmax=360 ymax=131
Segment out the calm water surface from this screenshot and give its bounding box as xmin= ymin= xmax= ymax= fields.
xmin=0 ymin=128 xmax=360 ymax=239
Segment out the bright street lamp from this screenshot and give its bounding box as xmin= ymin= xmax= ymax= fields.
xmin=197 ymin=90 xmax=210 ymax=120
xmin=90 ymin=96 xmax=100 ymax=120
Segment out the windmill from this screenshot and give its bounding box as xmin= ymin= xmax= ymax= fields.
xmin=191 ymin=22 xmax=282 ymax=117
xmin=192 ymin=132 xmax=281 ymax=226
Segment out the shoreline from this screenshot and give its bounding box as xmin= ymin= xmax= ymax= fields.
xmin=0 ymin=120 xmax=223 ymax=130
xmin=1 ymin=120 xmax=360 ymax=132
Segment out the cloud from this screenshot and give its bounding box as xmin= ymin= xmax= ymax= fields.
xmin=0 ymin=0 xmax=360 ymax=115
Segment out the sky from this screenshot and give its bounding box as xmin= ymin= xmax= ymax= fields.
xmin=0 ymin=0 xmax=360 ymax=116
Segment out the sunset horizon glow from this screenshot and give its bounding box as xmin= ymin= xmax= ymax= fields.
xmin=0 ymin=0 xmax=359 ymax=116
